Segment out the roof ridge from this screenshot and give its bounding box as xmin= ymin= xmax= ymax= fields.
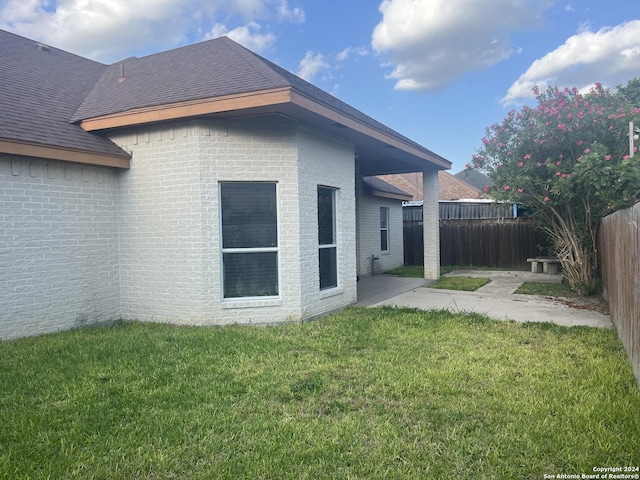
xmin=216 ymin=37 xmax=290 ymax=89
xmin=0 ymin=28 xmax=107 ymax=67
xmin=69 ymin=36 xmax=295 ymax=122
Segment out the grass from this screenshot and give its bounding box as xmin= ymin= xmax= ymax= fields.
xmin=384 ymin=266 xmax=490 ymax=291
xmin=387 ymin=267 xmax=596 ymax=297
xmin=514 ymin=282 xmax=609 ymax=315
xmin=515 ymin=281 xmax=578 ymax=297
xmin=439 ymin=265 xmax=518 ymax=275
xmin=385 ymin=265 xmax=425 ymax=277
xmin=1 ymin=310 xmax=639 ymax=479
xmin=426 ymin=276 xmax=490 ymax=291
xmin=386 ymin=265 xmax=522 ymax=277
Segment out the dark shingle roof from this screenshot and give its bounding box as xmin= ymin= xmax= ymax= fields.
xmin=71 ymin=37 xmax=289 ymax=122
xmin=454 ymin=169 xmax=492 ymax=192
xmin=440 ymin=171 xmax=489 ymax=200
xmin=71 ymin=37 xmax=438 ymax=156
xmin=379 ymin=171 xmax=491 ymax=201
xmin=247 ymin=44 xmax=432 ymax=153
xmin=363 ymin=176 xmax=412 ymax=199
xmin=1 ymin=30 xmax=447 ymax=168
xmin=0 ymin=29 xmax=129 ymax=159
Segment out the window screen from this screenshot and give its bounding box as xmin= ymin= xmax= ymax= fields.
xmin=380 ymin=207 xmax=389 ymax=252
xmin=221 ymin=182 xmax=278 ymax=298
xmin=318 ymin=186 xmax=337 ymax=290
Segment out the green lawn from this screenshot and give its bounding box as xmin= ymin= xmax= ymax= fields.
xmin=386 ymin=265 xmax=521 ymax=277
xmin=1 ymin=310 xmax=639 ymax=479
xmin=426 ymin=276 xmax=490 ymax=291
xmin=384 ymin=265 xmax=425 ymax=277
xmin=515 ymin=281 xmax=578 ymax=297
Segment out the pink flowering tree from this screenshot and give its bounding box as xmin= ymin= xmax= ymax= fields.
xmin=470 ymin=82 xmax=640 ymax=294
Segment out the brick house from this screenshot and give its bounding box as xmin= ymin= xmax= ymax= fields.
xmin=0 ymin=29 xmax=450 ymax=339
xmin=381 ymin=171 xmax=490 ymax=202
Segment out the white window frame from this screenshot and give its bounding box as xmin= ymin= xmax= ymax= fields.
xmin=380 ymin=206 xmax=390 ymax=252
xmin=219 ymin=181 xmax=281 ymax=301
xmin=318 ymin=186 xmax=339 ymax=291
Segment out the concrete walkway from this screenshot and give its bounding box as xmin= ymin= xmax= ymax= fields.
xmin=357 ymin=270 xmax=613 ymax=329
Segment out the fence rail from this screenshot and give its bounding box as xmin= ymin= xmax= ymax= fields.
xmin=404 ymin=203 xmax=516 ymax=221
xmin=599 ymin=203 xmax=640 ymax=387
xmin=404 ymin=218 xmax=549 ymax=270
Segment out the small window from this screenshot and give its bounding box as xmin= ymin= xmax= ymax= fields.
xmin=318 ymin=186 xmax=338 ymax=290
xmin=220 ymin=182 xmax=278 ymax=298
xmin=380 ymin=207 xmax=389 ymax=252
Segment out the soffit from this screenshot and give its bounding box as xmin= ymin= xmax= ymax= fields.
xmin=80 ymin=86 xmax=450 ymax=176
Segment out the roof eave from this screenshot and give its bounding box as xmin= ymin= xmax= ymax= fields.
xmin=78 ymin=87 xmax=293 ymax=131
xmin=77 ymin=85 xmax=450 ymax=171
xmin=288 ymin=89 xmax=451 ymax=171
xmin=371 ymin=190 xmax=413 ymax=201
xmin=0 ymin=139 xmax=131 ymax=168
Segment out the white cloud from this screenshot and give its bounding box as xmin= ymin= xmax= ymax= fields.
xmin=1 ymin=0 xmax=197 ymax=61
xmin=296 ymin=46 xmax=368 ymax=91
xmin=205 ymin=22 xmax=276 ymax=52
xmin=297 ymin=51 xmax=330 ymax=82
xmin=502 ymin=20 xmax=640 ymax=104
xmin=336 ymin=46 xmax=368 ymax=62
xmin=1 ymin=0 xmax=46 ymax=24
xmin=0 ymin=0 xmax=304 ymax=63
xmin=371 ymin=0 xmax=553 ymax=92
xmin=276 ymin=0 xmax=304 ymax=23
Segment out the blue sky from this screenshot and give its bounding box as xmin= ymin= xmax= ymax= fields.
xmin=2 ymin=0 xmax=639 ymax=173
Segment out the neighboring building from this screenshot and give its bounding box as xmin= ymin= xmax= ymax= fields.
xmin=380 ymin=170 xmax=490 ymax=202
xmin=0 ymin=30 xmax=450 ymax=339
xmin=381 ymin=171 xmax=515 ymax=220
xmin=454 ymin=169 xmax=492 ymax=193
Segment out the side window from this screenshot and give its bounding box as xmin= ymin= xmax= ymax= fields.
xmin=220 ymin=182 xmax=278 ymax=298
xmin=318 ymin=186 xmax=338 ymax=290
xmin=380 ymin=206 xmax=389 ymax=252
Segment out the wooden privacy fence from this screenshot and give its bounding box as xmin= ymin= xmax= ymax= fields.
xmin=599 ymin=203 xmax=640 ymax=387
xmin=404 ymin=218 xmax=549 ymax=270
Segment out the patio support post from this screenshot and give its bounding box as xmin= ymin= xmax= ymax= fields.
xmin=422 ymin=169 xmax=440 ymax=280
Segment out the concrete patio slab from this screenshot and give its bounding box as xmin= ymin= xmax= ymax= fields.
xmin=355 ymin=275 xmax=427 ymax=307
xmin=357 ymin=270 xmax=613 ymax=329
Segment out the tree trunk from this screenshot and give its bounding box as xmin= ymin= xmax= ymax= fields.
xmin=547 ymin=224 xmax=598 ymax=295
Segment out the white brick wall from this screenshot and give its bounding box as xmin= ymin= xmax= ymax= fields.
xmin=297 ymin=128 xmax=357 ymax=319
xmin=0 ymin=155 xmax=120 ymax=340
xmin=109 ymin=121 xmax=210 ymax=323
xmin=356 ymin=191 xmax=404 ymax=276
xmin=1 ymin=116 xmax=361 ymax=337
xmin=198 ymin=116 xmax=305 ymax=324
xmin=109 ymin=117 xmax=358 ymax=326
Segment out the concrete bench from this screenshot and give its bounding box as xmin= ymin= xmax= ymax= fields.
xmin=527 ymin=257 xmax=561 ymax=274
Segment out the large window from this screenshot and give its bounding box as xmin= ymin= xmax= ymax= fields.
xmin=380 ymin=207 xmax=389 ymax=252
xmin=220 ymin=182 xmax=278 ymax=299
xmin=318 ymin=186 xmax=338 ymax=290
